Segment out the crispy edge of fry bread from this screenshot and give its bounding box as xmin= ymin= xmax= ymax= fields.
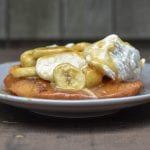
xmin=4 ymin=72 xmax=142 ymax=100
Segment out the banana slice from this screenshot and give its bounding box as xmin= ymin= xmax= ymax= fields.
xmin=36 ymin=52 xmax=87 ymax=81
xmin=10 ymin=66 xmax=37 ymax=78
xmin=53 ymin=63 xmax=85 ymax=90
xmin=83 ymin=67 xmax=103 ymax=88
xmin=70 ymin=42 xmax=91 ymax=52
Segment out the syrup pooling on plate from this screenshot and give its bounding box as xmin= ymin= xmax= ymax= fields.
xmin=10 ymin=35 xmax=145 ymax=96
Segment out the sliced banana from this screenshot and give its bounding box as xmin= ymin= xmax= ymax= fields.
xmin=70 ymin=42 xmax=91 ymax=52
xmin=83 ymin=67 xmax=103 ymax=88
xmin=53 ymin=63 xmax=85 ymax=90
xmin=10 ymin=66 xmax=37 ymax=78
xmin=20 ymin=42 xmax=90 ymax=67
xmin=20 ymin=50 xmax=36 ymax=67
xmin=36 ymin=52 xmax=87 ymax=81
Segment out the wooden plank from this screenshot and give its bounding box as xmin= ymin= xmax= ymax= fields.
xmin=0 ymin=0 xmax=6 ymax=39
xmin=63 ymin=0 xmax=112 ymax=39
xmin=116 ymin=0 xmax=150 ymax=39
xmin=9 ymin=0 xmax=60 ymax=39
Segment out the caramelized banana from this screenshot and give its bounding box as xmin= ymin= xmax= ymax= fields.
xmin=10 ymin=66 xmax=37 ymax=78
xmin=70 ymin=42 xmax=91 ymax=52
xmin=20 ymin=42 xmax=91 ymax=67
xmin=20 ymin=47 xmax=71 ymax=67
xmin=83 ymin=67 xmax=103 ymax=88
xmin=53 ymin=63 xmax=85 ymax=90
xmin=20 ymin=50 xmax=36 ymax=67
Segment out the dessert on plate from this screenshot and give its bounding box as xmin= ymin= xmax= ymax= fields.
xmin=4 ymin=34 xmax=145 ymax=99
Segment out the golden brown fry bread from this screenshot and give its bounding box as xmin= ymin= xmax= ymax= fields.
xmin=4 ymin=74 xmax=142 ymax=100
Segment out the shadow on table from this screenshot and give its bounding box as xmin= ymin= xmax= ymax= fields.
xmin=0 ymin=102 xmax=150 ymax=133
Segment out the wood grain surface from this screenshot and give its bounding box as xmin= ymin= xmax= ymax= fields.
xmin=9 ymin=0 xmax=60 ymax=39
xmin=63 ymin=0 xmax=112 ymax=39
xmin=116 ymin=0 xmax=150 ymax=39
xmin=1 ymin=0 xmax=150 ymax=40
xmin=0 ymin=0 xmax=6 ymax=39
xmin=0 ymin=42 xmax=150 ymax=150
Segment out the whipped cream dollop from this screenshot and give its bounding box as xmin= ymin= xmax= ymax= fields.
xmin=36 ymin=35 xmax=144 ymax=82
xmin=84 ymin=34 xmax=145 ymax=81
xmin=36 ymin=52 xmax=87 ymax=81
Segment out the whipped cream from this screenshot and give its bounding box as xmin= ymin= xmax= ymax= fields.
xmin=36 ymin=52 xmax=87 ymax=81
xmin=84 ymin=34 xmax=145 ymax=81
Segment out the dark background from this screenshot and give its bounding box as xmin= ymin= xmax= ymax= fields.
xmin=0 ymin=1 xmax=150 ymax=149
xmin=0 ymin=0 xmax=150 ymax=49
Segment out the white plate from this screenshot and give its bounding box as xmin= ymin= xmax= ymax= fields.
xmin=0 ymin=62 xmax=150 ymax=118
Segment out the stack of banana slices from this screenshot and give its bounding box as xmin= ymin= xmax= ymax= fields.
xmin=11 ymin=34 xmax=144 ymax=91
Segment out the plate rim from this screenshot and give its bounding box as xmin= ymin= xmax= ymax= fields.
xmin=0 ymin=61 xmax=150 ymax=106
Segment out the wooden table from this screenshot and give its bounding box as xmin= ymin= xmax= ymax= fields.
xmin=0 ymin=44 xmax=150 ymax=150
